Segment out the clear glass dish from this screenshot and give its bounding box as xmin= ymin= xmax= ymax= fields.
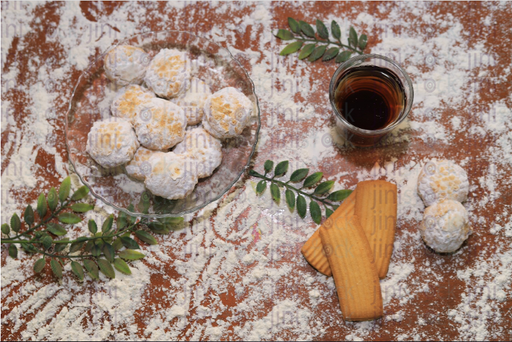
xmin=65 ymin=31 xmax=261 ymax=218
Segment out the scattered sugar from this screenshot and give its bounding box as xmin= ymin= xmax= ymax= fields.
xmin=2 ymin=2 xmax=511 ymax=341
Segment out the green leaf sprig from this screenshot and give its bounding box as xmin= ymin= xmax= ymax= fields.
xmin=249 ymin=161 xmax=353 ymax=224
xmin=1 ymin=176 xmax=183 ymax=281
xmin=275 ymin=18 xmax=368 ymax=63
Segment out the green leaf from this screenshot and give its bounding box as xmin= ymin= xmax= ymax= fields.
xmin=264 ymin=160 xmax=274 ymax=173
xmin=326 ymin=208 xmax=334 ymax=218
xmin=47 ymin=222 xmax=67 ymax=236
xmin=47 ymin=187 xmax=58 ymax=212
xmin=336 ymin=50 xmax=352 ymax=63
xmin=298 ymin=44 xmax=316 ymax=60
xmin=71 ymin=203 xmax=94 ymax=212
xmin=158 ymin=217 xmax=183 ymax=225
xmin=121 ymin=236 xmax=140 ymax=250
xmin=8 ymin=244 xmax=17 ymax=259
xmin=102 ymin=215 xmax=114 ymax=234
xmin=58 ymin=176 xmax=71 ymax=202
xmin=41 ymin=235 xmax=53 ymax=250
xmin=54 ymin=238 xmax=69 ymax=252
xmin=316 ymin=19 xmax=329 ymax=39
xmin=135 ymin=230 xmax=158 ymax=245
xmin=270 ymin=183 xmax=280 ymax=203
xmin=83 ymin=259 xmax=99 ymax=280
xmin=327 ymin=189 xmax=353 ymax=202
xmin=274 ymin=161 xmax=289 ymax=177
xmin=21 ymin=243 xmax=37 ymax=254
xmin=69 ymin=240 xmax=85 ymax=253
xmin=290 ymin=168 xmax=309 ymax=182
xmin=70 ymin=185 xmax=89 ymax=201
xmin=314 ymin=180 xmax=335 ymax=195
xmin=114 ymin=258 xmax=132 ymax=275
xmin=119 ymin=249 xmax=145 ymax=261
xmin=148 ymin=222 xmax=171 ymax=235
xmin=112 ymin=238 xmax=123 ymax=251
xmin=71 ymin=261 xmax=84 ymax=281
xmin=274 ymin=29 xmax=295 ymax=40
xmin=310 ymin=201 xmax=322 ymax=224
xmin=285 ymin=190 xmax=295 ymax=210
xmin=84 ymin=240 xmax=94 ymax=252
xmin=299 ymin=20 xmax=315 ymax=38
xmin=103 ymin=243 xmax=115 ymax=263
xmin=303 ymin=172 xmax=323 ymax=188
xmin=358 ymin=34 xmax=368 ymax=50
xmin=323 ymin=47 xmax=339 ymax=61
xmin=34 ymin=258 xmax=46 ymax=273
xmin=50 ymin=259 xmax=62 ymax=278
xmin=88 ymin=220 xmax=98 ymax=234
xmin=297 ymin=195 xmax=307 ymax=219
xmin=37 ymin=193 xmax=47 ymax=218
xmin=91 ymin=244 xmax=102 ymax=257
xmin=24 ymin=205 xmax=34 ymax=226
xmin=308 ymin=45 xmax=327 ymax=62
xmin=331 ymin=20 xmax=341 ymax=40
xmin=117 ymin=211 xmax=127 ymax=230
xmin=58 ymin=213 xmax=81 ymax=224
xmin=256 ymin=180 xmax=267 ymax=195
xmin=126 ymin=204 xmax=136 ymax=225
xmin=288 ymin=17 xmax=300 ymax=33
xmin=279 ymin=41 xmax=303 ymax=56
xmin=138 ymin=192 xmax=151 ymax=214
xmin=349 ymin=26 xmax=358 ymax=48
xmin=10 ymin=213 xmax=21 ymax=233
xmin=1 ymin=223 xmax=10 ymax=235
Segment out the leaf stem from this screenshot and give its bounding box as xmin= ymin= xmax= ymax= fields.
xmin=250 ymin=170 xmax=338 ymax=209
xmin=296 ymin=37 xmax=362 ymax=54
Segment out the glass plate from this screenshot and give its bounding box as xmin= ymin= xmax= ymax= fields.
xmin=65 ymin=30 xmax=261 ymax=218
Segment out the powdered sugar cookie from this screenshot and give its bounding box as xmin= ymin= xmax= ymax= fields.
xmin=144 ymin=48 xmax=191 ymax=99
xmin=104 ymin=45 xmax=150 ymax=86
xmin=133 ymin=98 xmax=186 ymax=150
xmin=144 ymin=152 xmax=198 ymax=200
xmin=86 ymin=117 xmax=139 ymax=168
xmin=125 ymin=147 xmax=159 ymax=181
xmin=111 ymin=85 xmax=155 ymax=124
xmin=203 ymin=87 xmax=253 ymax=139
xmin=173 ymin=127 xmax=222 ymax=178
xmin=171 ymin=77 xmax=212 ymax=125
xmin=420 ymin=199 xmax=472 ymax=253
xmin=417 ymin=159 xmax=469 ymax=207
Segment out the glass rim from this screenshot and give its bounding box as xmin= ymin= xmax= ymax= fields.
xmin=329 ymin=53 xmax=414 ymax=135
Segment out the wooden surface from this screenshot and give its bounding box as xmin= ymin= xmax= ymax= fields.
xmin=2 ymin=1 xmax=511 ymax=340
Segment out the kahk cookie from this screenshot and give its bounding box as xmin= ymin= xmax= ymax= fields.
xmin=104 ymin=45 xmax=150 ymax=86
xmin=144 ymin=48 xmax=191 ymax=99
xmin=111 ymin=85 xmax=155 ymax=124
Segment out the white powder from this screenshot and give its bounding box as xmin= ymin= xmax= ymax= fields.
xmin=2 ymin=1 xmax=511 ymax=341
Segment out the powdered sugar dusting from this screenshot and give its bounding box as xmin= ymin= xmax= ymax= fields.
xmin=2 ymin=1 xmax=511 ymax=340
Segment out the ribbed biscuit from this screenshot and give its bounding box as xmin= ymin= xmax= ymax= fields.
xmin=133 ymin=98 xmax=186 ymax=150
xmin=203 ymin=87 xmax=253 ymax=139
xmin=144 ymin=48 xmax=191 ymax=99
xmin=111 ymin=85 xmax=155 ymax=124
xmin=173 ymin=127 xmax=222 ymax=178
xmin=86 ymin=117 xmax=139 ymax=168
xmin=104 ymin=45 xmax=150 ymax=86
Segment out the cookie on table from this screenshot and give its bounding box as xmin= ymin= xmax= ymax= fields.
xmin=104 ymin=45 xmax=150 ymax=86
xmin=144 ymin=48 xmax=191 ymax=99
xmin=202 ymin=87 xmax=253 ymax=139
xmin=420 ymin=199 xmax=472 ymax=253
xmin=417 ymin=159 xmax=469 ymax=207
xmin=111 ymin=85 xmax=155 ymax=124
xmin=133 ymin=98 xmax=187 ymax=150
xmin=144 ymin=152 xmax=198 ymax=200
xmin=171 ymin=77 xmax=212 ymax=125
xmin=86 ymin=117 xmax=139 ymax=168
xmin=125 ymin=147 xmax=159 ymax=181
xmin=173 ymin=127 xmax=222 ymax=178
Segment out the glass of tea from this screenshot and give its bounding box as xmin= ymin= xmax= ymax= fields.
xmin=329 ymin=54 xmax=414 ymax=147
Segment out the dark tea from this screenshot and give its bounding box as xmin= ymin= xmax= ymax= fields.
xmin=333 ymin=65 xmax=406 ymax=131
